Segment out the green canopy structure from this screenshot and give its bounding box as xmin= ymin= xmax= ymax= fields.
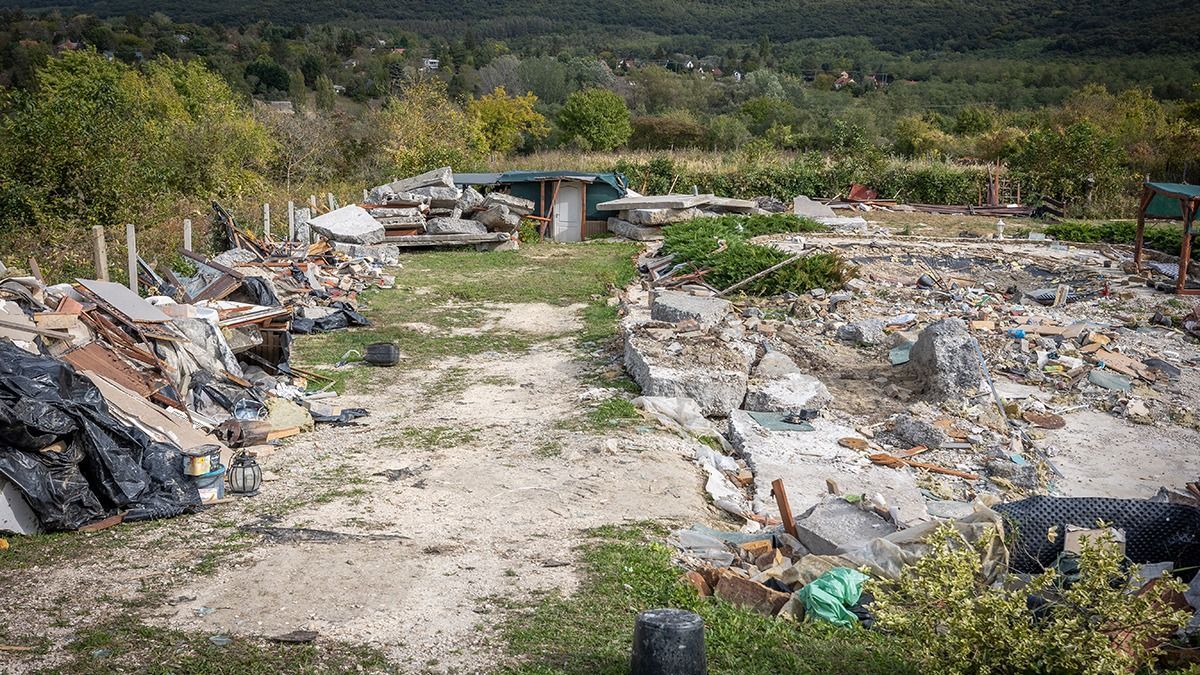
xmin=1134 ymin=182 xmax=1200 ymax=294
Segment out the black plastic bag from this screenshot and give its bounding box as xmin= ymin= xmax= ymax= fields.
xmin=0 ymin=339 xmax=201 ymax=530
xmin=290 ymin=302 xmax=369 ymax=334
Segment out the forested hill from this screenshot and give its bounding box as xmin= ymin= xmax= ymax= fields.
xmin=3 ymin=0 xmax=1196 ymax=56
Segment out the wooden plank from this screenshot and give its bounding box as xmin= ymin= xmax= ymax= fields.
xmin=771 ymin=478 xmax=798 ymax=540
xmin=183 ymin=218 xmax=193 ymax=252
xmin=92 ymin=225 xmax=109 ymax=282
xmin=381 ymin=233 xmax=508 ymax=247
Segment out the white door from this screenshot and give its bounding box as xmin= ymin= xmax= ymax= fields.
xmin=552 ymin=183 xmax=582 ymax=242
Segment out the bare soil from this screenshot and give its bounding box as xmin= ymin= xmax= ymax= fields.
xmin=0 ymin=302 xmax=713 ymax=673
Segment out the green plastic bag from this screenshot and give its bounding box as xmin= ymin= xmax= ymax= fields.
xmin=796 ymin=567 xmax=869 ymax=627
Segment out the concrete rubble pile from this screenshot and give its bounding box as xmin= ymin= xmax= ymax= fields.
xmin=599 ymin=193 xmax=761 ymax=242
xmin=618 ymin=219 xmax=1200 ymax=628
xmin=0 ymin=204 xmax=391 ymax=535
xmin=352 ymin=166 xmax=527 ymax=252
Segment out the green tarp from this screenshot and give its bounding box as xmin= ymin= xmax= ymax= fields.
xmin=1144 ymin=182 xmax=1200 ymax=221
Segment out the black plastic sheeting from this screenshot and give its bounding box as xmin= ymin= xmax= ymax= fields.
xmin=995 ymin=496 xmax=1200 ymax=578
xmin=310 ymin=408 xmax=369 ymax=426
xmin=290 ymin=302 xmax=369 ymax=334
xmin=229 ymin=276 xmax=282 ymax=308
xmin=0 ymin=339 xmax=201 ymax=531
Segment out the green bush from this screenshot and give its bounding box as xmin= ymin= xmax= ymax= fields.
xmin=1044 ymin=220 xmax=1193 ymax=259
xmin=661 ymin=214 xmax=849 ymax=294
xmin=611 ymin=154 xmax=986 ymax=205
xmin=870 ymin=525 xmax=1190 ymax=675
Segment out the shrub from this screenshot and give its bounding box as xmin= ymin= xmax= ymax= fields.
xmin=661 ymin=214 xmax=849 ymax=294
xmin=870 ymin=525 xmax=1191 ymax=675
xmin=558 ymin=88 xmax=632 ymax=151
xmin=376 ymin=78 xmax=485 ymax=178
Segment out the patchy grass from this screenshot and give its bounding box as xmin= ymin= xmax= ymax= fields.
xmin=380 ymin=425 xmax=479 ymax=450
xmin=557 ymin=397 xmax=642 ymax=433
xmin=37 ymin=615 xmax=398 ymax=674
xmin=291 ymin=242 xmax=639 ymax=390
xmin=495 ymin=523 xmax=912 ymax=674
xmin=0 ymin=518 xmax=173 ymax=573
xmin=533 ymin=440 xmax=564 ymax=458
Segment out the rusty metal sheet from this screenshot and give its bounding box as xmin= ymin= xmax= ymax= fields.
xmin=76 ymin=279 xmax=170 ymax=323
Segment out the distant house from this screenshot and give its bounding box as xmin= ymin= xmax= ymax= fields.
xmin=55 ymin=39 xmax=81 ymax=52
xmin=421 ymin=58 xmax=440 ymax=71
xmin=733 ymin=71 xmax=743 ymax=82
xmin=175 ymin=34 xmax=190 ymax=43
xmin=392 ymin=47 xmax=407 ymax=55
xmin=263 ymin=100 xmax=295 ymax=115
xmin=834 ymin=71 xmax=855 ymax=89
xmin=332 ymin=84 xmax=347 ymax=94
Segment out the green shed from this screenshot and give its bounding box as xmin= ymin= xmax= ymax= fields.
xmin=1134 ymin=181 xmax=1200 ymax=294
xmin=456 ymin=171 xmax=627 ymax=242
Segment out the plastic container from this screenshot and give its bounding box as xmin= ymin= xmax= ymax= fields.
xmin=364 ymin=342 xmax=400 ymax=367
xmin=629 ymin=608 xmax=706 ymax=675
xmin=182 ymin=444 xmax=222 ymax=477
xmin=190 ymin=465 xmax=226 ymax=504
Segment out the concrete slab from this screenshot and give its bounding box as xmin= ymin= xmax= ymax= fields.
xmin=650 ymin=291 xmax=731 ymax=329
xmin=728 ymin=410 xmax=928 ymax=522
xmin=308 ymin=205 xmax=385 ymax=245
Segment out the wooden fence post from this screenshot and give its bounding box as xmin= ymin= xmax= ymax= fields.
xmin=287 ymin=201 xmax=296 ymax=241
xmin=183 ymin=218 xmax=192 ymax=252
xmin=326 ymin=193 xmax=336 ymax=211
xmin=263 ymin=203 xmax=271 ymax=240
xmin=125 ymin=223 xmax=137 ymax=292
xmin=92 ymin=225 xmax=109 ymax=281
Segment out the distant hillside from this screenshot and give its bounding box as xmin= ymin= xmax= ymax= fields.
xmin=2 ymin=0 xmax=1196 ymax=56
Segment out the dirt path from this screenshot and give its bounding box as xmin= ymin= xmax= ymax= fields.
xmin=149 ymin=303 xmax=710 ymax=671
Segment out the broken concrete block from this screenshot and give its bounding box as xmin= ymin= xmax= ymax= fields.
xmin=308 ymin=205 xmax=385 ymax=245
xmin=482 ymin=192 xmax=534 ymax=216
xmin=836 ymin=319 xmax=885 ymax=346
xmin=794 ymin=500 xmax=897 ymax=555
xmin=411 ymin=186 xmax=463 ymax=208
xmin=714 ymin=573 xmax=791 ymax=615
xmin=908 ymin=318 xmax=983 ymax=400
xmin=753 ymin=352 xmax=802 ymax=378
xmin=743 ymin=374 xmax=832 ymax=413
xmin=424 ymin=218 xmax=487 ymax=235
xmin=332 ymin=242 xmax=400 ymax=264
xmin=458 ymin=186 xmax=485 ymax=213
xmin=380 ymin=166 xmax=454 ymax=195
xmin=624 ymin=331 xmax=750 ymax=417
xmin=886 ymin=414 xmax=948 ymax=449
xmin=625 ymin=207 xmax=704 ymax=226
xmin=650 ymin=291 xmax=731 ymax=329
xmin=370 ymin=206 xmax=423 ymax=219
xmin=607 ymin=217 xmax=663 ymax=242
xmin=473 ymin=204 xmax=521 ymax=232
xmin=793 ymin=195 xmax=838 ymax=219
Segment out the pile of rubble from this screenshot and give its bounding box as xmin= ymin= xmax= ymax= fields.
xmin=305 ymin=166 xmax=531 ymax=255
xmin=0 ymin=206 xmax=388 ymax=534
xmin=602 ymin=194 xmax=760 ymax=242
xmin=617 ymin=223 xmax=1200 ymax=634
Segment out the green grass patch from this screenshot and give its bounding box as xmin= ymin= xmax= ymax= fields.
xmin=291 ymin=242 xmax=640 ymax=387
xmin=661 ymin=214 xmax=849 ymax=295
xmin=496 ymin=523 xmax=912 ymax=674
xmin=40 ymin=615 xmax=397 ymax=674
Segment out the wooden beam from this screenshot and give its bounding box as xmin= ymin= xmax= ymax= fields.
xmin=92 ymin=225 xmax=109 ymax=282
xmin=183 ymin=218 xmax=193 ymax=252
xmin=771 ymin=479 xmax=798 ymax=540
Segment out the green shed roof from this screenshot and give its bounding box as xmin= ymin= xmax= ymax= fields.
xmin=1144 ymin=182 xmax=1200 ymax=220
xmin=496 ymin=170 xmax=627 ymax=195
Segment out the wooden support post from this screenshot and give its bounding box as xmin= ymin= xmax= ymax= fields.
xmin=326 ymin=193 xmax=336 ymax=211
xmin=125 ymin=223 xmax=137 ymax=293
xmin=262 ymin=203 xmax=271 ymax=240
xmin=1179 ymin=201 xmax=1196 ymax=295
xmin=28 ymin=258 xmax=42 ymax=283
xmin=92 ymin=225 xmax=109 ymax=281
xmin=1134 ymin=185 xmax=1153 ymax=269
xmin=183 ymin=218 xmax=193 ymax=252
xmin=771 ymin=478 xmax=798 ymax=540
xmin=309 ymin=194 xmax=318 ymax=211
xmin=287 ymin=201 xmax=296 ymax=241
xmin=362 ymin=188 xmax=369 ymax=202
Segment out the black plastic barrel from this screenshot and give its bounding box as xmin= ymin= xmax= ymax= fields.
xmin=364 ymin=342 xmax=399 ymax=367
xmin=630 ymin=608 xmax=706 ymax=675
